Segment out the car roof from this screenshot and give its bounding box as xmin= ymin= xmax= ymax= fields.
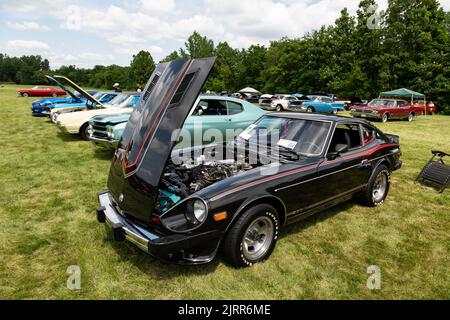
xmin=197 ymin=94 xmax=248 ymax=104
xmin=266 ymin=112 xmax=374 ymax=125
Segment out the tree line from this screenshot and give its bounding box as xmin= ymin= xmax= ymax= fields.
xmin=1 ymin=0 xmax=449 ymax=111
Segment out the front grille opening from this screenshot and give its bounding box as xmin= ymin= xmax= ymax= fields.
xmin=169 ymin=71 xmax=196 ymax=106
xmin=143 ymin=74 xmax=160 ymax=101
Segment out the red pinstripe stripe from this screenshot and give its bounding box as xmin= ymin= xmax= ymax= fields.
xmin=210 ymin=144 xmax=399 ymax=201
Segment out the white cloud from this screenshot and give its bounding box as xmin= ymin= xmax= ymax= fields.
xmin=6 ymin=40 xmax=51 ymax=52
xmin=140 ymin=0 xmax=176 ymax=13
xmin=6 ymin=21 xmax=50 ymax=31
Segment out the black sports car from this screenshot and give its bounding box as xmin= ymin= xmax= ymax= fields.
xmin=96 ymin=57 xmax=402 ymax=267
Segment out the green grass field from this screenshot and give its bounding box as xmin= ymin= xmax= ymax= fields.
xmin=0 ymin=84 xmax=449 ymax=299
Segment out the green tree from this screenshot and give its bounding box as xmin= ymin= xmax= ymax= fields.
xmin=129 ymin=50 xmax=155 ymax=87
xmin=180 ymin=31 xmax=214 ymax=58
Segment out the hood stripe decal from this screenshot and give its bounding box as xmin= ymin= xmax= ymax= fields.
xmin=124 ymin=60 xmax=193 ymax=174
xmin=210 ymin=144 xmax=398 ymax=201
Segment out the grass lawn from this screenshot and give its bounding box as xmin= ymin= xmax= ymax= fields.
xmin=0 ymin=84 xmax=449 ymax=299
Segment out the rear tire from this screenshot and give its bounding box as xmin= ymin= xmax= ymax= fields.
xmin=357 ymin=164 xmax=391 ymax=207
xmin=276 ymin=105 xmax=283 ymax=112
xmin=381 ymin=113 xmax=389 ymax=123
xmin=223 ymin=204 xmax=279 ymax=268
xmin=407 ymin=113 xmax=414 ymax=122
xmin=79 ymin=122 xmax=90 ymax=140
xmin=52 ymin=93 xmax=57 ymax=97
xmin=332 ymin=109 xmax=338 ymax=115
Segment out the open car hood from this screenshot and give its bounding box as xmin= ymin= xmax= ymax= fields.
xmin=107 ymin=57 xmax=216 ymax=222
xmin=53 ymin=75 xmax=103 ymax=107
xmin=45 ymin=75 xmax=79 ymax=102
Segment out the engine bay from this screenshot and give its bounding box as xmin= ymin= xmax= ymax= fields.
xmin=156 ymin=157 xmax=254 ymax=214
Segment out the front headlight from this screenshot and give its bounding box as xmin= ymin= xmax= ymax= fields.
xmin=106 ymin=125 xmax=113 ymax=138
xmin=186 ymin=199 xmax=207 ymax=225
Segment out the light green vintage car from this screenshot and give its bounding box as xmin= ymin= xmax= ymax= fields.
xmin=88 ymin=95 xmax=267 ymax=148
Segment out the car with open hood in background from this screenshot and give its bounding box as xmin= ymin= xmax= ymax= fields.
xmin=349 ymin=98 xmax=417 ymax=123
xmin=56 ymin=92 xmax=141 ymax=139
xmin=88 ymin=95 xmax=266 ymax=148
xmin=96 ymin=57 xmax=402 ymax=267
xmin=42 ymin=76 xmax=118 ymax=120
xmin=17 ymin=85 xmax=66 ymax=97
xmin=31 ymin=75 xmax=97 ymax=116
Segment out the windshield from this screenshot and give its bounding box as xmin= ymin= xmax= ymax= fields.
xmin=93 ymin=92 xmax=105 ymax=99
xmin=110 ymin=93 xmax=131 ymax=107
xmin=369 ymin=99 xmax=396 ymax=107
xmin=238 ymin=115 xmax=331 ymax=156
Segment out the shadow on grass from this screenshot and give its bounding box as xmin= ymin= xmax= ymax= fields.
xmin=280 ymin=200 xmax=356 ymax=239
xmin=107 ymin=240 xmax=221 ymax=279
xmin=100 ymin=201 xmax=358 ymax=279
xmin=56 ymin=131 xmax=82 ymax=142
xmin=93 ymin=147 xmax=114 ymax=161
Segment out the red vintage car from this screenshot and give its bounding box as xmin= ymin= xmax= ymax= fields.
xmin=412 ymin=100 xmax=437 ymax=115
xmin=349 ymin=98 xmax=416 ymax=123
xmin=16 ymin=86 xmax=66 ymax=97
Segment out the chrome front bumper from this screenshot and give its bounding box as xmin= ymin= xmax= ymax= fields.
xmin=97 ymin=191 xmax=159 ymax=253
xmin=89 ymin=135 xmax=117 ymax=148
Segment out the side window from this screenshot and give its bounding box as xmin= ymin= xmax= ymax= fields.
xmin=227 ymin=101 xmax=243 ymax=115
xmin=193 ymin=100 xmax=227 ymax=116
xmin=361 ymin=125 xmax=376 ymax=145
xmin=397 ymin=101 xmax=405 ymax=107
xmin=329 ymin=124 xmax=362 ymax=153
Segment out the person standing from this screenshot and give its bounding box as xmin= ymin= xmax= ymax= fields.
xmin=136 ymin=84 xmax=143 ymax=93
xmin=113 ymin=83 xmax=122 ymax=92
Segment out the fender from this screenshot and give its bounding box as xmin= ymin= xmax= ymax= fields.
xmin=225 ymin=193 xmax=287 ymax=233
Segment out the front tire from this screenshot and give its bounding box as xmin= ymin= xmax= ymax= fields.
xmin=332 ymin=109 xmax=338 ymax=115
xmin=79 ymin=122 xmax=90 ymax=140
xmin=223 ymin=204 xmax=279 ymax=268
xmin=357 ymin=164 xmax=391 ymax=207
xmin=306 ymin=106 xmax=314 ymax=113
xmin=22 ymin=93 xmax=29 ymax=97
xmin=52 ymin=93 xmax=57 ymax=97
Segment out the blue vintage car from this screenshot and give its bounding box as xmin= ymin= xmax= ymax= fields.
xmin=290 ymin=95 xmax=345 ymax=114
xmin=31 ymin=75 xmax=98 ymax=116
xmin=45 ymin=91 xmax=119 ymax=119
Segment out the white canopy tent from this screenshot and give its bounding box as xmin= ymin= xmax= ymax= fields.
xmin=238 ymin=87 xmax=262 ymax=95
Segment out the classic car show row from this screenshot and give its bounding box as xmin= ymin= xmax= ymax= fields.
xmin=20 ymin=57 xmax=447 ymax=268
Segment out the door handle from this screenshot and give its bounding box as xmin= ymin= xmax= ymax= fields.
xmin=225 ymin=118 xmax=232 ymax=122
xmin=361 ymin=159 xmax=370 ymax=166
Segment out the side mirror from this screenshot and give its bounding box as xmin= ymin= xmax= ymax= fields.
xmin=327 ymin=144 xmax=349 ymax=160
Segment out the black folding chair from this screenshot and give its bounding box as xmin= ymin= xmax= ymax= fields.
xmin=416 ymin=150 xmax=450 ymax=193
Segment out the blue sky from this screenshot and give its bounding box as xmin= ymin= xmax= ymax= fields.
xmin=1 ymin=0 xmax=449 ymax=68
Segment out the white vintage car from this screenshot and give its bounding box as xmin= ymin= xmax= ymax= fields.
xmin=56 ymin=93 xmax=141 ymax=139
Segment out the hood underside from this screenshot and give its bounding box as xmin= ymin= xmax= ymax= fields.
xmin=45 ymin=75 xmax=79 ymax=102
xmin=107 ymin=57 xmax=216 ymax=222
xmin=53 ymin=75 xmax=103 ymax=107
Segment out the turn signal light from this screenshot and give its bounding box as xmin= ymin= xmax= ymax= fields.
xmin=214 ymin=212 xmax=227 ymax=221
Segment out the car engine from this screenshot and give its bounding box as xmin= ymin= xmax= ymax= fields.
xmin=156 ymin=159 xmax=254 ymax=213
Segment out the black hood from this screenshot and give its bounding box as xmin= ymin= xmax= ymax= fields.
xmin=107 ymin=57 xmax=216 ymax=222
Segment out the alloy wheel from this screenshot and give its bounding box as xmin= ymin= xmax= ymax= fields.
xmin=242 ymin=216 xmax=274 ymax=261
xmin=372 ymin=172 xmax=388 ymax=203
